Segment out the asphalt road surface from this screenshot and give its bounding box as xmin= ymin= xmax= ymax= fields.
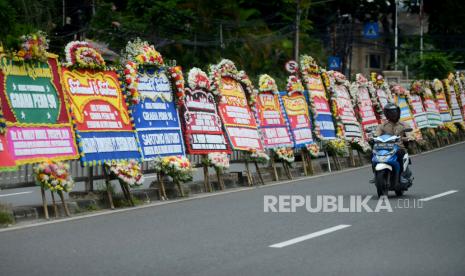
xmin=0 ymin=143 xmax=464 ymax=275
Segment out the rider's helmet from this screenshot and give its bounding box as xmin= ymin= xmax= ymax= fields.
xmin=383 ymin=102 xmax=400 ymax=123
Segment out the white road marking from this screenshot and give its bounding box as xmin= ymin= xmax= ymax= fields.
xmin=419 ymin=190 xmax=458 ymax=202
xmin=269 ymin=224 xmax=351 ymax=248
xmin=0 ymin=191 xmax=33 ymax=198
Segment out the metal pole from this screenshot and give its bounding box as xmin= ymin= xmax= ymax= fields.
xmin=219 ymin=23 xmax=224 ymax=56
xmin=419 ymin=0 xmax=424 ymax=59
xmin=294 ymin=0 xmax=301 ymax=62
xmin=62 ymin=0 xmax=65 ymax=26
xmin=394 ymin=0 xmax=398 ymax=70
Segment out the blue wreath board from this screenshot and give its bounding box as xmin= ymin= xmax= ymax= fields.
xmin=303 ymin=90 xmax=336 ymax=140
xmin=130 ymin=67 xmax=185 ymax=159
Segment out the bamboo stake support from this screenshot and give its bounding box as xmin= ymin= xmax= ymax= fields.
xmin=254 ymin=161 xmax=265 ymax=185
xmin=175 ymin=179 xmax=185 ymax=197
xmin=50 ymin=191 xmax=58 ymax=218
xmin=157 ymin=173 xmax=167 ymax=200
xmin=282 ymin=160 xmax=293 ymax=179
xmin=40 ymin=187 xmax=49 ymax=220
xmin=244 ymin=158 xmax=253 ymax=186
xmin=349 ymin=149 xmax=356 ymax=167
xmin=216 ymin=168 xmax=225 ymax=190
xmin=102 ymin=166 xmax=115 ymax=209
xmin=357 ymin=150 xmax=363 ymax=166
xmin=202 ymin=155 xmax=212 ymax=192
xmin=306 ymin=150 xmax=314 ymax=175
xmin=301 ymin=148 xmax=308 ymax=176
xmin=57 ymin=190 xmax=70 ymax=217
xmin=269 ymin=150 xmax=279 ymax=181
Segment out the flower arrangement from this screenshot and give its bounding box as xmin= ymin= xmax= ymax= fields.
xmin=152 ymin=155 xmax=194 ymax=183
xmin=123 ymin=61 xmax=140 ymax=104
xmin=188 ymin=67 xmax=210 ymax=91
xmin=105 ymin=159 xmax=144 ymax=187
xmin=410 ymin=80 xmax=424 ymax=96
xmin=300 ymin=55 xmax=320 ymax=74
xmin=16 ymin=31 xmax=49 ymax=61
xmin=323 ymin=139 xmax=347 ymax=157
xmin=209 ymin=59 xmax=257 ymax=107
xmin=273 ymin=147 xmax=295 ymax=164
xmin=390 ymin=84 xmax=410 ymax=97
xmin=123 ymin=38 xmax=164 ymax=67
xmin=444 ymin=122 xmax=458 ymax=134
xmin=306 ymin=143 xmax=320 ymax=158
xmin=0 ymin=109 xmax=6 ymax=135
xmin=168 ymin=66 xmax=185 ymax=105
xmin=350 ymin=138 xmax=371 ymax=153
xmin=248 ymin=149 xmax=270 ymax=164
xmin=207 ymin=152 xmax=230 ymax=171
xmin=432 ymin=78 xmax=444 ymax=95
xmin=286 ymin=75 xmax=305 ymax=95
xmin=65 ymin=41 xmax=106 ymax=70
xmin=258 ymin=74 xmax=278 ymax=94
xmin=33 ymin=161 xmax=74 ymax=192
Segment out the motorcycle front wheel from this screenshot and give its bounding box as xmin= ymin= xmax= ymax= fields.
xmin=375 ymin=169 xmax=390 ymax=198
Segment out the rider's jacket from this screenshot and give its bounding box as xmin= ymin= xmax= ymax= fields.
xmin=375 ymin=121 xmax=408 ymax=149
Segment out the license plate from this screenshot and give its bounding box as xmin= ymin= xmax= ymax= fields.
xmin=374 ymin=143 xmax=395 ymax=150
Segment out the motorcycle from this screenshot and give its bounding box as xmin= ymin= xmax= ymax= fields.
xmin=371 ymin=132 xmax=414 ymax=197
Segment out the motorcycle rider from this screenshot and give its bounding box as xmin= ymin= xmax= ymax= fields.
xmin=371 ymin=103 xmax=411 ymax=185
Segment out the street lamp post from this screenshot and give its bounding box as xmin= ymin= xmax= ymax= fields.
xmin=394 ymin=0 xmax=398 ymax=71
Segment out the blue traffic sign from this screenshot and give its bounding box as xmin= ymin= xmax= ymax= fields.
xmin=328 ymin=56 xmax=341 ymax=70
xmin=363 ymin=22 xmax=379 ymax=39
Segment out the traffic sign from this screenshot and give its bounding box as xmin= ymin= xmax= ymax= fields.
xmin=285 ymin=60 xmax=298 ymax=74
xmin=363 ymin=22 xmax=379 ymax=39
xmin=328 ymin=56 xmax=341 ymax=70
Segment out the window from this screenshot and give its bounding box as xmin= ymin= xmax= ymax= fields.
xmin=367 ymin=54 xmax=381 ymax=69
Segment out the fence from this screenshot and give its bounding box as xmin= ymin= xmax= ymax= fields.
xmin=0 ymin=150 xmax=248 ymax=189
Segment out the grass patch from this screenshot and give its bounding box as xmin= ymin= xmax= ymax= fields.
xmin=0 ymin=203 xmax=14 ymax=227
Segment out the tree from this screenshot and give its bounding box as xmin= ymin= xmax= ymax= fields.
xmin=414 ymin=53 xmax=454 ymax=80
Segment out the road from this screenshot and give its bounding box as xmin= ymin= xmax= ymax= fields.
xmin=0 ymin=143 xmax=464 ymax=275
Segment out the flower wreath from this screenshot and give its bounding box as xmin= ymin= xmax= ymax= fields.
xmin=105 ymin=159 xmax=144 ymax=187
xmin=152 ymin=155 xmax=194 ymax=183
xmin=273 ymin=147 xmax=295 ymax=164
xmin=349 ymin=137 xmax=371 ymax=153
xmin=122 ymin=39 xmax=184 ymax=105
xmin=369 ymin=73 xmax=392 ymax=117
xmin=33 ymin=160 xmax=74 ymax=192
xmin=299 ymin=56 xmax=333 ymax=141
xmin=306 ymin=143 xmax=320 ymax=158
xmin=349 ymin=73 xmax=369 ymax=106
xmin=15 ymin=31 xmax=49 ymax=61
xmin=209 ymin=59 xmax=257 ymax=108
xmin=327 ymin=70 xmax=349 ymax=139
xmin=203 ymin=152 xmax=230 ymax=171
xmin=247 ymin=149 xmax=270 ymax=164
xmin=443 ymin=74 xmax=465 ymax=130
xmin=258 ymin=74 xmax=278 ymax=94
xmin=323 ymin=139 xmax=347 ymax=157
xmin=65 ymin=41 xmax=106 ymax=70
